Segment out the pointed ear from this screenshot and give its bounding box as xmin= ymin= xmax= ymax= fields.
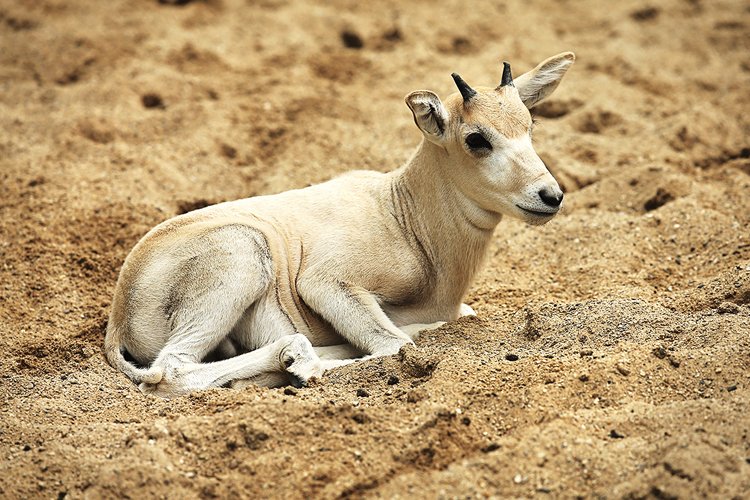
xmin=514 ymin=52 xmax=575 ymax=109
xmin=405 ymin=91 xmax=449 ymax=144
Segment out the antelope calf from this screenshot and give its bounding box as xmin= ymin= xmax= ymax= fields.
xmin=105 ymin=52 xmax=575 ymax=397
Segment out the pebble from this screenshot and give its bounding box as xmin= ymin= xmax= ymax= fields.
xmin=481 ymin=443 xmax=500 ymax=453
xmin=652 ymin=347 xmax=667 ymax=359
xmin=616 ymin=363 xmax=631 ymax=376
xmin=578 ymin=374 xmax=589 ymax=382
xmin=609 ymin=429 xmax=625 ymax=439
xmin=283 ymin=387 xmax=297 ymax=396
xmin=505 ymin=353 xmax=519 ymax=362
xmin=727 ymin=385 xmax=737 ymax=392
xmin=356 ymin=388 xmax=369 ymax=397
xmin=386 ymin=375 xmax=399 ymax=385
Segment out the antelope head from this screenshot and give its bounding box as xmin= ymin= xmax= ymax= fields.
xmin=406 ymin=52 xmax=575 ymax=226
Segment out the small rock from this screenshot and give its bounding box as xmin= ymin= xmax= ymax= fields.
xmin=356 ymin=388 xmax=369 ymax=397
xmin=461 ymin=417 xmax=471 ymax=426
xmin=717 ymin=302 xmax=740 ymax=314
xmin=609 ymin=429 xmax=625 ymax=439
xmin=631 ymin=6 xmax=660 ymax=22
xmin=340 ymin=30 xmax=364 ymax=49
xmin=505 ymin=353 xmax=519 ymax=362
xmin=668 ymin=356 xmax=681 ymax=368
xmin=652 ymin=347 xmax=667 ymax=359
xmin=387 ymin=375 xmax=399 ymax=385
xmin=141 ymin=93 xmax=164 ymax=109
xmin=283 ymin=387 xmax=297 ymax=396
xmin=578 ymin=374 xmax=590 ymax=382
xmin=580 ymin=350 xmax=593 ymax=357
xmin=616 ymin=363 xmax=631 ymax=376
xmin=481 ymin=443 xmax=500 ymax=453
xmin=727 ymin=385 xmax=737 ymax=392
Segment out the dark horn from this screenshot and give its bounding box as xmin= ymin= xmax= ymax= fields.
xmin=500 ymin=61 xmax=514 ymax=87
xmin=451 ymin=73 xmax=477 ymax=102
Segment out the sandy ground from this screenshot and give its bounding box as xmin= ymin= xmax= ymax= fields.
xmin=1 ymin=0 xmax=750 ymax=497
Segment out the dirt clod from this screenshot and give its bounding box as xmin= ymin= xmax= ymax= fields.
xmin=610 ymin=429 xmax=625 ymax=439
xmin=717 ymin=301 xmax=740 ymax=314
xmin=631 ymin=7 xmax=660 ymax=21
xmin=341 ymin=30 xmax=364 ymax=49
xmin=141 ymin=93 xmax=165 ymax=109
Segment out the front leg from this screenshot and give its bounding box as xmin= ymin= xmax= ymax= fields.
xmin=297 ymin=275 xmax=413 ymax=357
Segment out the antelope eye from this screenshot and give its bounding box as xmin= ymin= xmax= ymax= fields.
xmin=465 ymin=132 xmax=492 ymax=150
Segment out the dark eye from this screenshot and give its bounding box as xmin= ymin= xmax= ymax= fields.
xmin=465 ymin=133 xmax=492 ymax=150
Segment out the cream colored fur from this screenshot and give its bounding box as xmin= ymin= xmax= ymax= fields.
xmin=104 ymin=52 xmax=575 ymax=398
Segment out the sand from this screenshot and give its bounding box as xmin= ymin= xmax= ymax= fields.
xmin=1 ymin=0 xmax=749 ymax=497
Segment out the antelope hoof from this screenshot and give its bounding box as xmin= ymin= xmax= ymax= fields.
xmin=279 ymin=334 xmax=323 ymax=388
xmin=459 ymin=303 xmax=477 ymax=317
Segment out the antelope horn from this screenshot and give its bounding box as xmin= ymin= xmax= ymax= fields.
xmin=499 ymin=61 xmax=514 ymax=87
xmin=451 ymin=73 xmax=476 ymax=102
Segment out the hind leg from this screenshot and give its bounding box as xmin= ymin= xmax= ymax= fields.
xmin=142 ymin=333 xmax=321 ymax=397
xmin=137 ymin=224 xmax=293 ymax=397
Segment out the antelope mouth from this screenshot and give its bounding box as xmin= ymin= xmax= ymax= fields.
xmin=516 ymin=205 xmax=558 ymax=217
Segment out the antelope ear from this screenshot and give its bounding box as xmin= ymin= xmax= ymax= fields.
xmin=405 ymin=91 xmax=448 ymax=144
xmin=514 ymin=52 xmax=575 ymax=109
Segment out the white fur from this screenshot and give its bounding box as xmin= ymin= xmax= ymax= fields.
xmin=104 ymin=52 xmax=575 ymax=398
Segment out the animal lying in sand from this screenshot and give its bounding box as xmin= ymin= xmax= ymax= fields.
xmin=104 ymin=52 xmax=575 ymax=398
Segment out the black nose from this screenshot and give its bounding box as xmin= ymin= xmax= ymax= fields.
xmin=539 ymin=188 xmax=564 ymax=208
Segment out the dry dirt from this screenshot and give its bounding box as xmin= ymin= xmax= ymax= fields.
xmin=1 ymin=0 xmax=750 ymax=498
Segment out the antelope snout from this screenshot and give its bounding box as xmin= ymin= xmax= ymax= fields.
xmin=538 ymin=186 xmax=564 ymax=209
xmin=513 ymin=174 xmax=564 ymax=225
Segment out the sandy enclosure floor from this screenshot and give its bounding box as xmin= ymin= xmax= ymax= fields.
xmin=1 ymin=0 xmax=750 ymax=497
